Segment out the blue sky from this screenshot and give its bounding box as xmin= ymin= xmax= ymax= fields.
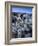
xmin=11 ymin=6 xmax=32 ymax=14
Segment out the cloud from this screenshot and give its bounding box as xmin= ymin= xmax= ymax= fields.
xmin=11 ymin=6 xmax=32 ymax=14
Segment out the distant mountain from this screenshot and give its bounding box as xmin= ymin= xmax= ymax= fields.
xmin=11 ymin=12 xmax=32 ymax=16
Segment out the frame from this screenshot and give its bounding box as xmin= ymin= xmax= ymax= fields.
xmin=5 ymin=2 xmax=37 ymax=45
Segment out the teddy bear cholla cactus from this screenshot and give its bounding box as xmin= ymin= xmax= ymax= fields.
xmin=12 ymin=13 xmax=32 ymax=38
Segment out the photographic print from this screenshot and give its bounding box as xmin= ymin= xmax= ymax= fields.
xmin=5 ymin=2 xmax=37 ymax=44
xmin=11 ymin=6 xmax=32 ymax=38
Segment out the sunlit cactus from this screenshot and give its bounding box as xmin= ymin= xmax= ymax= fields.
xmin=12 ymin=13 xmax=32 ymax=38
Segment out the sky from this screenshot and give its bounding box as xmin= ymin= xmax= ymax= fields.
xmin=11 ymin=6 xmax=32 ymax=14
